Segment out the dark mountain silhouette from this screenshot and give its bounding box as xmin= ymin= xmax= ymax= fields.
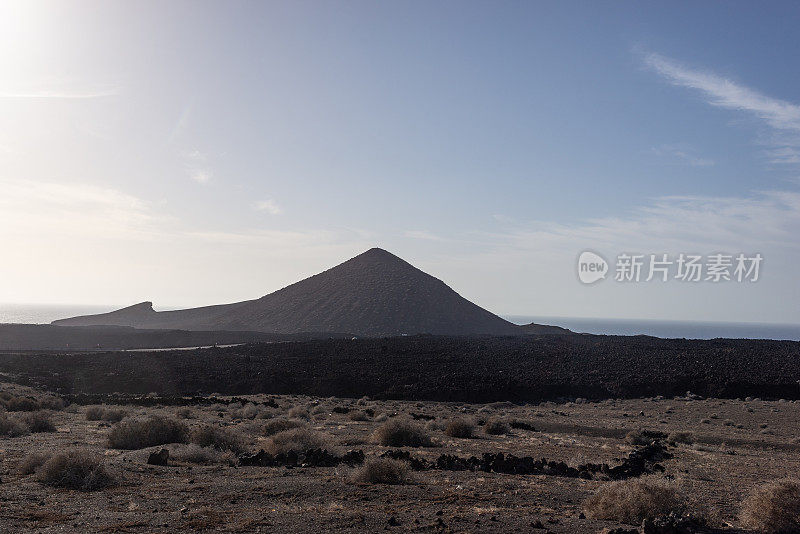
xmin=53 ymin=248 xmax=526 ymax=336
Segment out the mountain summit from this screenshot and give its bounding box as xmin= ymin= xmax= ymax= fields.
xmin=54 ymin=248 xmax=523 ymax=336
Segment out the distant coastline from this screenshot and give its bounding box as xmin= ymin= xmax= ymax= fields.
xmin=505 ymin=315 xmax=800 ymax=341
xmin=1 ymin=304 xmax=798 ymax=341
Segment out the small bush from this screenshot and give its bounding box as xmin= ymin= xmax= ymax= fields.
xmin=583 ymin=477 xmax=684 ymax=525
xmin=351 ymin=458 xmax=408 ymax=484
xmin=287 ymin=406 xmax=310 ymax=419
xmin=263 ymin=418 xmax=305 ymax=436
xmin=108 ymin=416 xmax=188 ymax=449
xmin=190 ymin=425 xmax=248 ymax=455
xmin=234 ymin=403 xmax=261 ymax=420
xmin=625 ymin=430 xmax=651 ymax=446
xmin=0 ymin=413 xmax=29 ymax=437
xmin=668 ymin=432 xmax=694 ymax=445
xmin=176 ymin=407 xmax=195 ymax=419
xmin=373 ymin=419 xmax=433 ymax=447
xmin=169 ymin=444 xmax=236 ymax=466
xmin=740 ymin=478 xmax=800 ymax=533
xmin=348 ymin=411 xmax=369 ymax=422
xmin=21 ymin=411 xmax=56 ymax=433
xmin=18 ymin=451 xmax=49 ymax=475
xmin=444 ymin=418 xmax=475 ymax=438
xmin=37 ymin=449 xmax=113 ymax=491
xmin=86 ymin=406 xmax=127 ymax=422
xmin=3 ymin=396 xmax=40 ymax=412
xmin=85 ymin=406 xmax=105 ymax=421
xmin=267 ymin=428 xmax=327 ymax=455
xmin=38 ymin=397 xmax=65 ymax=411
xmin=484 ymin=418 xmax=511 ymax=435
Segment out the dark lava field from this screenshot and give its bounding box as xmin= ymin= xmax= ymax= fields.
xmin=2 ymin=334 xmax=799 ymax=402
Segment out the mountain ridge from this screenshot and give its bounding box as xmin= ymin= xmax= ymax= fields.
xmin=54 ymin=248 xmax=534 ymax=336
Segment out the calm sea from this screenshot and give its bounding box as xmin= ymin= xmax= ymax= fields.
xmin=505 ymin=315 xmax=800 ymax=341
xmin=0 ymin=303 xmax=118 ymax=325
xmin=0 ymin=304 xmax=797 ymax=341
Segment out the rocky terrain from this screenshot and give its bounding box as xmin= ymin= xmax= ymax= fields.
xmin=2 ymin=334 xmax=799 ymax=401
xmin=0 ymin=381 xmax=797 ymax=533
xmin=51 ymin=248 xmax=531 ymax=337
xmin=0 ymin=324 xmax=349 ymax=352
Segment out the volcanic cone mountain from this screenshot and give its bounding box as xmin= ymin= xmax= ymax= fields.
xmin=54 ymin=248 xmax=524 ymax=336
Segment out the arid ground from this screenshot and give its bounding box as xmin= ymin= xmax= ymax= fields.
xmin=1 ymin=379 xmax=798 ymax=533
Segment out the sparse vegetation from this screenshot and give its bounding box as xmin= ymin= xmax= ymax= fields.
xmin=740 ymin=478 xmax=800 ymax=533
xmin=668 ymin=431 xmax=694 ymax=445
xmin=17 ymin=451 xmax=50 ymax=475
xmin=170 ymin=444 xmax=237 ymax=466
xmin=348 ymin=410 xmax=369 ymax=422
xmin=1 ymin=395 xmax=41 ymax=412
xmin=108 ymin=416 xmax=188 ymax=449
xmin=266 ymin=428 xmax=327 ymax=455
xmin=444 ymin=418 xmax=475 ymax=438
xmin=21 ymin=410 xmax=56 ymax=433
xmin=373 ymin=419 xmax=433 ymax=447
xmin=263 ymin=418 xmax=305 ymax=436
xmin=351 ymin=458 xmax=408 ymax=484
xmin=287 ymin=406 xmax=310 ymax=419
xmin=190 ymin=424 xmax=248 ymax=454
xmin=583 ymin=477 xmax=684 ymax=525
xmin=484 ymin=417 xmax=510 ymax=435
xmin=37 ymin=449 xmax=113 ymax=491
xmin=85 ymin=405 xmax=127 ymax=422
xmin=0 ymin=413 xmax=29 ymax=437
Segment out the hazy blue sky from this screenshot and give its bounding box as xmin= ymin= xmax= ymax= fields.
xmin=1 ymin=1 xmax=799 ymax=323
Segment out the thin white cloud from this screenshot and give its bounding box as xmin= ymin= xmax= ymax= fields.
xmin=643 ymin=51 xmax=800 ymax=167
xmin=254 ymin=199 xmax=283 ymax=215
xmin=404 ymin=230 xmax=444 ymax=241
xmin=182 ymin=149 xmax=212 ymax=184
xmin=0 ymin=178 xmax=164 ymax=240
xmin=652 ymin=144 xmax=714 ymax=167
xmin=643 ymin=52 xmax=800 ymax=131
xmin=487 ymin=190 xmax=800 ymax=254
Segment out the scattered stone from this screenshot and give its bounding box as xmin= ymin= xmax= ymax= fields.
xmin=147 ymin=449 xmax=169 ymax=466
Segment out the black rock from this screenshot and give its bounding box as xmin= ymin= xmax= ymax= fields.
xmin=147 ymin=448 xmax=169 ymax=466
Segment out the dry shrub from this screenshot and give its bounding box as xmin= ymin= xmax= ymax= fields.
xmin=668 ymin=431 xmax=694 ymax=446
xmin=37 ymin=449 xmax=113 ymax=491
xmin=169 ymin=444 xmax=236 ymax=466
xmin=108 ymin=416 xmax=188 ymax=449
xmin=233 ymin=403 xmax=261 ymax=420
xmin=740 ymin=478 xmax=800 ymax=533
xmin=484 ymin=418 xmax=511 ymax=435
xmin=38 ymin=396 xmax=65 ymax=411
xmin=21 ymin=410 xmax=55 ymax=433
xmin=583 ymin=476 xmax=684 ymax=525
xmin=444 ymin=418 xmax=475 ymax=438
xmin=86 ymin=406 xmax=127 ymax=422
xmin=263 ymin=418 xmax=305 ymax=436
xmin=0 ymin=413 xmax=29 ymax=437
xmin=351 ymin=458 xmax=408 ymax=484
xmin=190 ymin=424 xmax=248 ymax=455
xmin=287 ymin=406 xmax=310 ymax=419
xmin=175 ymin=407 xmax=194 ymax=419
xmin=348 ymin=410 xmax=370 ymax=422
xmin=373 ymin=419 xmax=433 ymax=447
xmin=2 ymin=396 xmax=40 ymax=412
xmin=624 ymin=430 xmax=657 ymax=446
xmin=85 ymin=406 xmax=105 ymax=420
xmin=18 ymin=451 xmax=50 ymax=475
xmin=267 ymin=428 xmax=327 ymax=455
